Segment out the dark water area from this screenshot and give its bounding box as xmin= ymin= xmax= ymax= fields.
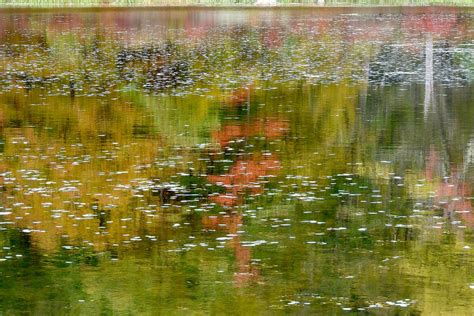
xmin=0 ymin=7 xmax=473 ymax=314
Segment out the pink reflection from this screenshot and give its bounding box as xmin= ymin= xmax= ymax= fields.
xmin=425 ymin=148 xmax=474 ymax=227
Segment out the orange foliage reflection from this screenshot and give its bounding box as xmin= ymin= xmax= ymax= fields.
xmin=202 ymin=97 xmax=288 ymax=286
xmin=212 ymin=118 xmax=289 ymax=147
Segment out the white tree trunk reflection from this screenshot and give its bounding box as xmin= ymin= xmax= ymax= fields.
xmin=464 ymin=136 xmax=474 ymax=173
xmin=424 ymin=35 xmax=434 ymax=118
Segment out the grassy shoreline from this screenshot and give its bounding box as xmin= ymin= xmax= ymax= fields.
xmin=0 ymin=6 xmax=472 ymax=13
xmin=0 ymin=1 xmax=472 ymax=8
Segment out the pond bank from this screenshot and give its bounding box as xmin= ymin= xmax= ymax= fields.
xmin=0 ymin=4 xmax=473 ymax=11
xmin=0 ymin=1 xmax=472 ymax=9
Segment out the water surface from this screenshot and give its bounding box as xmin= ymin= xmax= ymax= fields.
xmin=0 ymin=7 xmax=474 ymax=314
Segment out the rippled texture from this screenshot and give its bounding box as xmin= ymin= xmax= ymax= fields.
xmin=0 ymin=7 xmax=474 ymax=314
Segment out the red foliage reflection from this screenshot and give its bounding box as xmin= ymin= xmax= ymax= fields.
xmin=201 ymin=93 xmax=289 ymax=286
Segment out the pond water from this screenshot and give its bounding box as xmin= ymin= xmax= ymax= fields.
xmin=0 ymin=7 xmax=473 ymax=314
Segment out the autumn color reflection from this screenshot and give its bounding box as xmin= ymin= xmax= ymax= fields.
xmin=425 ymin=148 xmax=474 ymax=227
xmin=202 ymin=92 xmax=289 ymax=286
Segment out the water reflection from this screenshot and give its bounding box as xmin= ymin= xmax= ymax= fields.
xmin=0 ymin=7 xmax=474 ymax=315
